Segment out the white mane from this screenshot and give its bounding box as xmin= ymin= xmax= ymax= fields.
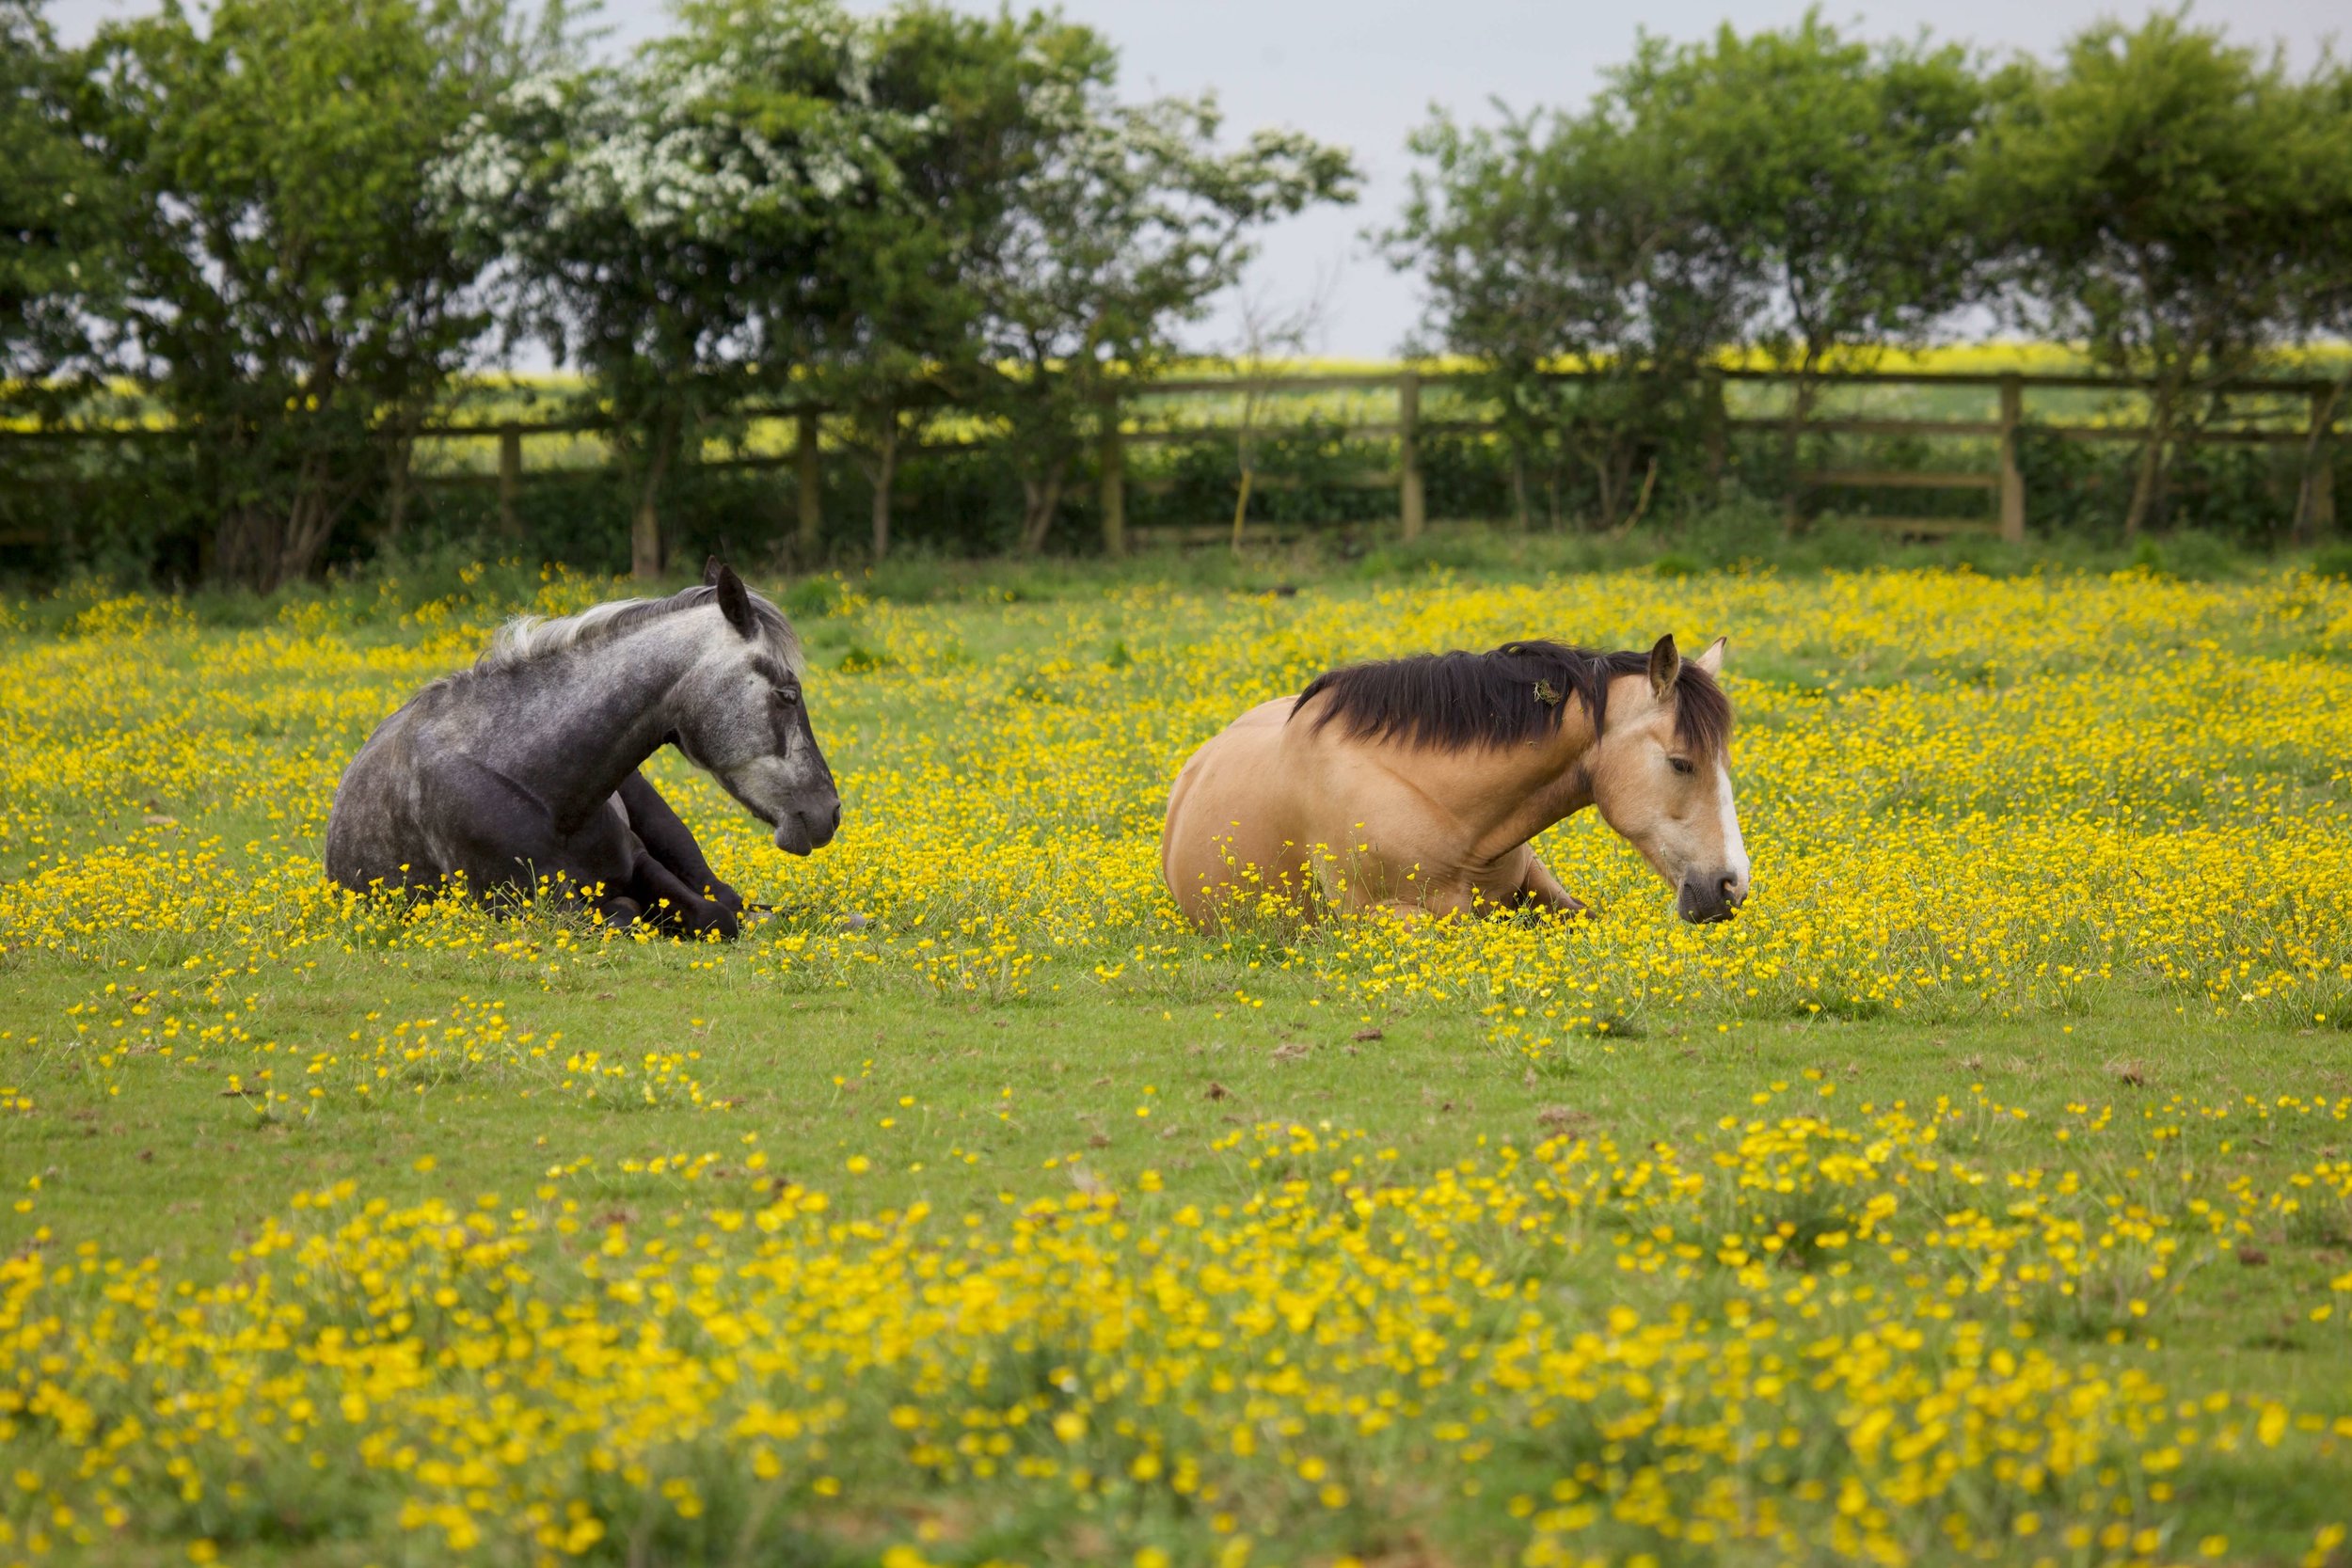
xmin=478 ymin=587 xmax=805 ymax=675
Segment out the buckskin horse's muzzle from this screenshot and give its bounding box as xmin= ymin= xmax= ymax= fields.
xmin=1677 ymin=868 xmax=1748 ymax=924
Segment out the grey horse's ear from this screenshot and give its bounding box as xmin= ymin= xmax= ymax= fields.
xmin=703 ymin=555 xmax=726 ymax=587
xmin=1647 ymin=633 xmax=1680 ymax=700
xmin=712 ymin=563 xmax=756 ymax=639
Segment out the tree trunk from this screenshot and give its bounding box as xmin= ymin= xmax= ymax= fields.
xmin=2294 ymin=382 xmax=2343 ymax=546
xmin=215 ymin=503 xmax=280 ymax=593
xmin=209 ymin=431 xmax=279 ymax=590
xmin=795 ymin=410 xmax=822 ymax=562
xmin=1606 ymin=459 xmax=1661 ymax=542
xmin=868 ymin=420 xmax=898 ymax=561
xmin=1509 ymin=449 xmax=1531 ymax=532
xmin=1591 ymin=452 xmax=1621 ymax=533
xmin=2122 ymin=388 xmax=2173 ymax=543
xmin=277 ymin=449 xmax=355 ymax=586
xmin=630 ymin=422 xmax=678 ymax=582
xmin=382 ymin=432 xmax=413 ymax=546
xmin=278 ymin=492 xmax=332 ymax=585
xmin=1702 ymin=370 xmax=1728 ymax=497
xmin=1097 ymin=408 xmax=1126 ymax=558
xmin=1781 ymin=374 xmax=1818 ymax=533
xmin=1018 ymin=461 xmax=1068 ymax=555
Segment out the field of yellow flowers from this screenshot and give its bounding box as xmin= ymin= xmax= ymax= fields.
xmin=4 ymin=558 xmax=2352 ymax=1568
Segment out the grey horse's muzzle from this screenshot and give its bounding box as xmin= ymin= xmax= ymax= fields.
xmin=772 ymin=795 xmax=841 ymax=856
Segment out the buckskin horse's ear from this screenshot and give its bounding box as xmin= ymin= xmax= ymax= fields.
xmin=713 ymin=563 xmax=756 ymax=639
xmin=1647 ymin=634 xmax=1680 ymax=700
xmin=1693 ymin=635 xmax=1727 ymax=676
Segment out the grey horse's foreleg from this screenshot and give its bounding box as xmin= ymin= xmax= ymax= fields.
xmin=627 ymin=846 xmax=739 ymax=938
xmin=616 ymin=772 xmax=743 ymax=916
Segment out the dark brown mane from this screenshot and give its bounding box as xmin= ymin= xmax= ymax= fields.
xmin=1293 ymin=640 xmax=1732 ymax=757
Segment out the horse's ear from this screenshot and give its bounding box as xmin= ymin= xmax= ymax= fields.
xmin=1693 ymin=635 xmax=1727 ymax=677
xmin=702 ymin=555 xmax=726 ymax=587
xmin=1647 ymin=634 xmax=1680 ymax=700
xmin=713 ymin=563 xmax=756 ymax=639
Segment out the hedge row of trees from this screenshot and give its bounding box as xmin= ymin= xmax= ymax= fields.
xmin=6 ymin=0 xmax=2350 ymax=582
xmin=1386 ymin=11 xmax=2352 ymax=538
xmin=3 ymin=0 xmax=1354 ymax=585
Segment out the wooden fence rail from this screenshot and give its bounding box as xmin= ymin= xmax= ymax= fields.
xmin=5 ymin=366 xmax=2342 ymax=559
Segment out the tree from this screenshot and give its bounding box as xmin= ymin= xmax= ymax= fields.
xmin=1599 ymin=13 xmax=1985 ymax=521
xmin=2286 ymin=60 xmax=2352 ymax=543
xmin=961 ymin=90 xmax=1358 ymax=553
xmin=435 ymin=0 xmax=915 ymax=578
xmin=1611 ymin=15 xmax=1989 ymax=366
xmin=77 ymin=0 xmax=548 ymax=588
xmin=1218 ymin=278 xmax=1333 ymax=551
xmin=1606 ymin=14 xmax=1989 ymax=515
xmin=1978 ymin=12 xmax=2341 ymax=537
xmin=1386 ymin=102 xmax=1748 ymax=531
xmin=1 ymin=0 xmax=113 ymax=388
xmin=803 ymin=2 xmax=1104 ymax=561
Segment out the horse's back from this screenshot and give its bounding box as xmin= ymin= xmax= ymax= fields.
xmin=325 ymin=682 xmax=484 ymax=892
xmin=1161 ymin=696 xmax=1314 ymax=924
xmin=1164 ymin=688 xmax=1515 ymax=923
xmin=324 ymin=697 xmax=424 ymax=892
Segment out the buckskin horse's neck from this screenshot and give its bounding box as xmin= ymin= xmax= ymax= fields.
xmin=474 ymin=619 xmax=707 ymax=833
xmin=1452 ymin=701 xmax=1605 ymax=866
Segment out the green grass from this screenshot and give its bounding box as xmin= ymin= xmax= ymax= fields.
xmin=6 ymin=960 xmax=2349 ymax=1314
xmin=5 ymin=544 xmax=2352 ymax=1566
xmin=8 ymin=960 xmax=2352 ymax=1558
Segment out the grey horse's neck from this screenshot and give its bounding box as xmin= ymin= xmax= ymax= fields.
xmin=466 ymin=615 xmax=713 ymax=832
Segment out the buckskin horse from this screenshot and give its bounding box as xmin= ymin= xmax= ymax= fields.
xmin=326 ymin=561 xmax=838 ymax=936
xmin=1161 ymin=633 xmax=1747 ymax=927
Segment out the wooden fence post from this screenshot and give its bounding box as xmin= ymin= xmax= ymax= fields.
xmin=1098 ymin=399 xmax=1126 ymax=558
xmin=497 ymin=425 xmax=522 ymax=540
xmin=1398 ymin=369 xmax=1425 ymax=542
xmin=2296 ymin=385 xmax=2339 ymax=544
xmin=383 ymin=432 xmax=412 ymax=543
xmin=1781 ymin=377 xmax=1813 ymax=533
xmin=2315 ymin=429 xmax=2340 ymax=541
xmin=795 ymin=410 xmax=821 ymax=559
xmin=1997 ymin=374 xmax=2026 ymax=545
xmin=1702 ymin=367 xmax=1727 ymax=491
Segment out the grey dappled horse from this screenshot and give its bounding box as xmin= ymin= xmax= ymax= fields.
xmin=324 ymin=562 xmax=838 ymax=937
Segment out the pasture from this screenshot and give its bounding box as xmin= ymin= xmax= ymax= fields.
xmin=4 ymin=554 xmax=2352 ymax=1567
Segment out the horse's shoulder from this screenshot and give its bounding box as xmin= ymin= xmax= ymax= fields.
xmin=405 ymin=751 xmax=567 ymax=845
xmin=434 ymin=750 xmax=545 ymax=803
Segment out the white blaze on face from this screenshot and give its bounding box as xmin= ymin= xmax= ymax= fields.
xmin=1717 ymin=763 xmax=1750 ymax=891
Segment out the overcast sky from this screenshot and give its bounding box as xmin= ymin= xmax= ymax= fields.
xmin=45 ymin=0 xmax=2343 ymax=357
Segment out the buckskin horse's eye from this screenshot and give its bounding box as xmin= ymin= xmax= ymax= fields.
xmin=1668 ymin=756 xmax=1694 ymax=776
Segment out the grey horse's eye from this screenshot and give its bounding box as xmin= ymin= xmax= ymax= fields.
xmin=772 ymin=687 xmax=799 ymax=708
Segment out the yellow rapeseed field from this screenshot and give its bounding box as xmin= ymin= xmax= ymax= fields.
xmin=3 ymin=562 xmax=2351 ymax=1566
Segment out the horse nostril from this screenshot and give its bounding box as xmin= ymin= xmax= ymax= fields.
xmin=828 ymin=800 xmax=842 ymax=832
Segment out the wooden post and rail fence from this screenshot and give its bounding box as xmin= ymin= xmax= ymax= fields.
xmin=3 ymin=365 xmax=2341 ymax=558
